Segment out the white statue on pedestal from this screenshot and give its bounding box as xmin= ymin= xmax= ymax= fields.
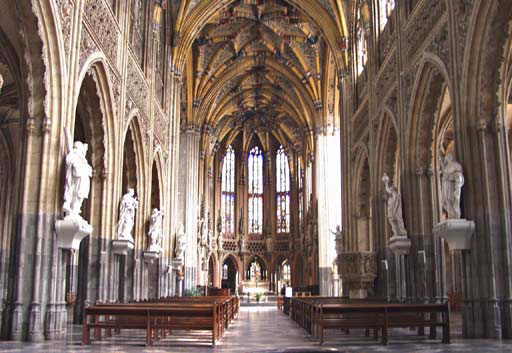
xmin=330 ymin=225 xmax=343 ymax=256
xmin=117 ymin=188 xmax=138 ymax=242
xmin=382 ymin=174 xmax=407 ymax=237
xmin=63 ymin=128 xmax=92 ymax=219
xmin=175 ymin=223 xmax=186 ymax=262
xmin=147 ymin=208 xmax=164 ymax=252
xmin=440 ymin=153 xmax=464 ymax=219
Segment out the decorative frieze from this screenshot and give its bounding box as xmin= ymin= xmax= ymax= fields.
xmin=403 ymin=0 xmax=446 ymax=61
xmin=375 ymin=49 xmax=398 ymax=105
xmin=79 ymin=29 xmax=97 ymax=71
xmin=402 ymin=62 xmax=420 ymax=119
xmin=454 ymin=0 xmax=476 ymax=68
xmin=55 ymin=0 xmax=73 ymax=55
xmin=127 ymin=54 xmax=149 ymax=118
xmin=84 ymin=0 xmax=119 ymax=66
xmin=428 ymin=24 xmax=450 ymax=71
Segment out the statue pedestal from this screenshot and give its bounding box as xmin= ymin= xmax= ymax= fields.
xmin=143 ymin=251 xmax=159 ymax=262
xmin=112 ymin=239 xmax=134 ymax=255
xmin=332 ymin=274 xmax=340 ymax=297
xmin=55 ymin=216 xmax=92 ymax=250
xmin=433 ymin=219 xmax=475 ymax=251
xmin=173 ymin=259 xmax=184 ymax=297
xmin=388 ymin=236 xmax=412 ymax=256
xmin=339 ymin=251 xmax=377 ymax=299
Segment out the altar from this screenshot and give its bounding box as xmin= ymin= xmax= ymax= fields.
xmin=242 ymin=280 xmax=269 ymax=295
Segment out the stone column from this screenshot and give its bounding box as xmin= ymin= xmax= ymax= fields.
xmin=177 ymin=126 xmax=201 ymax=291
xmin=316 ymin=129 xmax=342 ymax=295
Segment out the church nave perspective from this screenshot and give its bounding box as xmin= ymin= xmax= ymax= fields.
xmin=0 ymin=0 xmax=512 ymax=352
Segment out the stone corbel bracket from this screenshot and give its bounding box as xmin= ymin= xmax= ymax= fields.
xmin=55 ymin=218 xmax=93 ymax=250
xmin=433 ymin=219 xmax=475 ymax=251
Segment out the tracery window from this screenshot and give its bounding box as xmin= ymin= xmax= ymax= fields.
xmin=356 ymin=5 xmax=368 ymax=76
xmin=298 ymin=158 xmax=304 ymax=232
xmin=130 ymin=0 xmax=146 ymax=66
xmin=248 ymin=146 xmax=263 ymax=234
xmin=221 ymin=146 xmax=235 ymax=235
xmin=154 ymin=1 xmax=167 ymax=105
xmin=276 ymin=146 xmax=290 ymax=233
xmin=378 ymin=0 xmax=395 ymax=32
xmin=222 ymin=263 xmax=228 ymax=280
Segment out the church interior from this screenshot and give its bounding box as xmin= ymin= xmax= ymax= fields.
xmin=1 ymin=0 xmax=512 ymax=351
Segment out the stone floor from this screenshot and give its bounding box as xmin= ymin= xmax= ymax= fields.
xmin=1 ymin=307 xmax=511 ymax=352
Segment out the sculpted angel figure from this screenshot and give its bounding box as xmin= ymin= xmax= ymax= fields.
xmin=63 ymin=128 xmax=92 ymax=218
xmin=117 ymin=188 xmax=138 ymax=242
xmin=382 ymin=174 xmax=407 ymax=237
xmin=148 ymin=208 xmax=164 ymax=252
xmin=440 ymin=153 xmax=464 ymax=219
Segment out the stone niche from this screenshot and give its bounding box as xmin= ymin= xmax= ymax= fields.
xmin=339 ymin=251 xmax=377 ymax=299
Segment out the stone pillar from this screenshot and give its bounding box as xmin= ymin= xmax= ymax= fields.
xmin=177 ymin=127 xmax=201 ymax=291
xmin=316 ymin=129 xmax=342 ymax=295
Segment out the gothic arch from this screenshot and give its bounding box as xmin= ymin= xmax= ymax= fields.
xmin=208 ymin=251 xmax=220 ymax=288
xmin=151 ymin=148 xmax=166 ymax=211
xmin=75 ymin=56 xmax=117 ymax=157
xmin=375 ymin=108 xmax=400 ymax=246
xmin=121 ymin=113 xmax=147 ymax=249
xmin=246 ymin=254 xmax=269 ymax=276
xmin=353 ymin=145 xmax=371 ymax=252
xmin=221 ymin=254 xmax=241 ymax=273
xmin=407 ymin=56 xmax=453 ymax=171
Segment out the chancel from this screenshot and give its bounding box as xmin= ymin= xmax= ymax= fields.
xmin=1 ymin=0 xmax=512 ymax=352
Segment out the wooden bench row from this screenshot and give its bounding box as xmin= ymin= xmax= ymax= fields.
xmin=284 ymin=296 xmax=450 ymax=345
xmin=82 ymin=296 xmax=239 ymax=347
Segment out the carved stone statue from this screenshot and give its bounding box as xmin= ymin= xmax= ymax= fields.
xmin=117 ymin=188 xmax=138 ymax=242
xmin=382 ymin=174 xmax=407 ymax=237
xmin=175 ymin=223 xmax=186 ymax=261
xmin=147 ymin=208 xmax=164 ymax=252
xmin=440 ymin=153 xmax=464 ymax=219
xmin=265 ymin=233 xmax=273 ymax=252
xmin=330 ymin=225 xmax=343 ymax=256
xmin=238 ymin=207 xmax=244 ymax=236
xmin=216 ymin=214 xmax=223 ymax=234
xmin=63 ymin=128 xmax=92 ymax=218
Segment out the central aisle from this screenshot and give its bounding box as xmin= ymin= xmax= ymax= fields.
xmin=213 ymin=306 xmax=318 ymax=352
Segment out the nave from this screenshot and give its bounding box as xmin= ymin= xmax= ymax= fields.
xmin=0 ymin=306 xmax=510 ymax=353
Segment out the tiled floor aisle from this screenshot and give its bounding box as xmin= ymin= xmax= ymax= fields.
xmin=1 ymin=307 xmax=512 ymax=352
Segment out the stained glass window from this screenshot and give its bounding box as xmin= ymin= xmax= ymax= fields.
xmin=248 ymin=146 xmax=263 ymax=234
xmin=378 ymin=0 xmax=395 ymax=32
xmin=130 ymin=0 xmax=146 ymax=66
xmin=221 ymin=146 xmax=235 ymax=235
xmin=356 ymin=5 xmax=367 ymax=76
xmin=276 ymin=146 xmax=290 ymax=233
xmin=155 ymin=1 xmax=166 ymax=104
xmin=298 ymin=158 xmax=304 ymax=232
xmin=222 ymin=263 xmax=228 ymax=280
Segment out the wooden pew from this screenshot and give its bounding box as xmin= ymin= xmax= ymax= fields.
xmin=285 ymin=297 xmax=450 ymax=346
xmin=83 ymin=302 xmax=222 ymax=347
xmin=315 ymin=302 xmax=450 ymax=345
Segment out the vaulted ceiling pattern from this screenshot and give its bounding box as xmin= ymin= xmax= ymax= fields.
xmin=175 ymin=0 xmax=347 ymax=151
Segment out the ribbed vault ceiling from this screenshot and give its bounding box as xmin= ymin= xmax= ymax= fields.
xmin=179 ymin=0 xmax=344 ymax=151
